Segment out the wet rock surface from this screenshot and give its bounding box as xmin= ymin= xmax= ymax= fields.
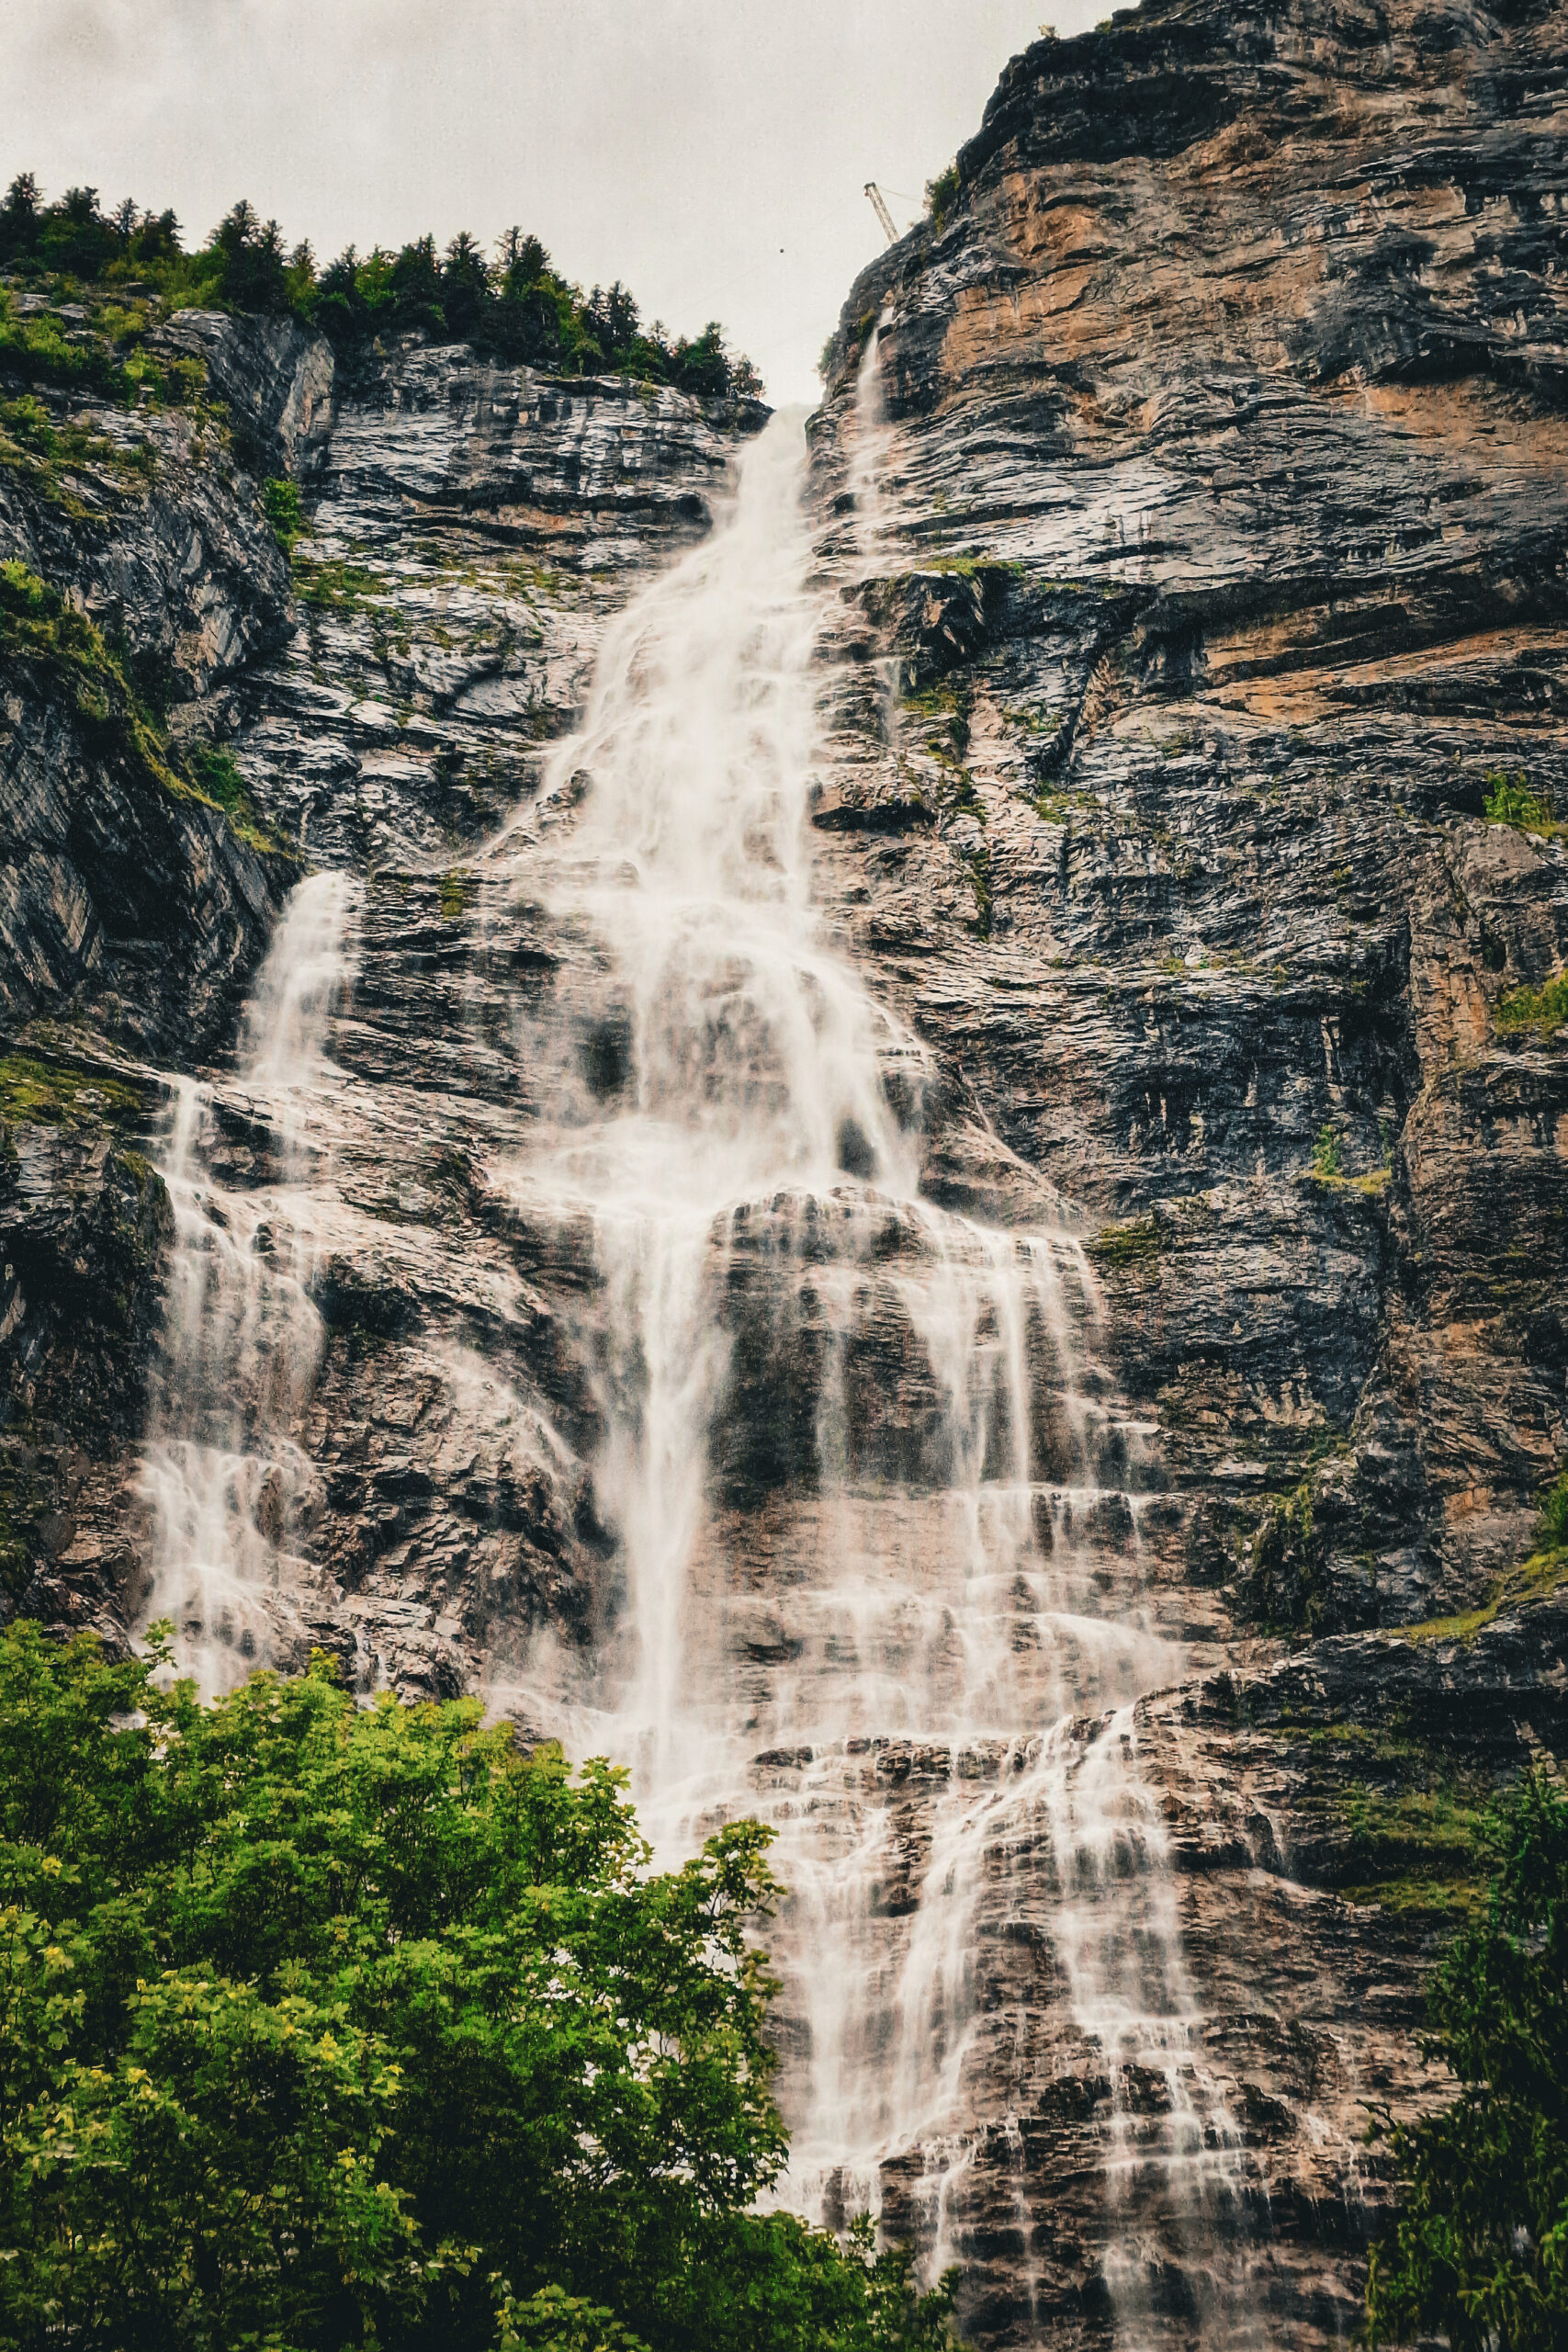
xmin=3 ymin=0 xmax=1567 ymax=2343
xmin=2 ymin=316 xmax=768 ymax=1685
xmin=786 ymin=0 xmax=1568 ymax=2330
xmin=230 ymin=338 xmax=767 ymax=869
xmin=812 ymin=0 xmax=1568 ymax=1626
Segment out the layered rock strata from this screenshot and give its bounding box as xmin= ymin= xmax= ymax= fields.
xmin=813 ymin=0 xmax=1568 ymax=1634
xmin=1 ymin=0 xmax=1565 ymax=2344
xmin=793 ymin=0 xmax=1568 ymax=2331
xmin=1 ymin=312 xmax=763 ymax=1664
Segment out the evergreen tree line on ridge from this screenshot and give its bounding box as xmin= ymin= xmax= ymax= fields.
xmin=0 ymin=175 xmax=762 ymax=397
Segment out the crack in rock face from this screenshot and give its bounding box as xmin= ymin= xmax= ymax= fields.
xmin=4 ymin=0 xmax=1568 ymax=2343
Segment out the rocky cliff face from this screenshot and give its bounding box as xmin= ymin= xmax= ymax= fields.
xmin=1 ymin=306 xmax=763 ymax=1658
xmin=3 ymin=0 xmax=1567 ymax=2343
xmin=799 ymin=0 xmax=1568 ymax=2332
xmin=814 ymin=0 xmax=1568 ymax=1633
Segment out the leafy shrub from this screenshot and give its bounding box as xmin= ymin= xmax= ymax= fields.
xmin=1538 ymin=1474 xmax=1568 ymax=1555
xmin=183 ymin=741 xmax=277 ymax=853
xmin=925 ymin=164 xmax=962 ymax=228
xmin=1311 ymin=1125 xmax=1343 ymax=1181
xmin=0 ymin=302 xmax=130 ymax=400
xmin=0 ymin=1624 xmax=958 ymax=2352
xmin=262 ymin=474 xmax=306 ymax=551
xmin=1483 ymin=769 xmax=1562 ymax=838
xmin=1366 ymin=1773 xmax=1568 ymax=2350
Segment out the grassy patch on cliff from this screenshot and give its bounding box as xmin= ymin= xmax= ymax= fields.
xmin=0 ymin=1052 xmax=141 ymax=1129
xmin=1307 ymin=1121 xmax=1393 ymax=1194
xmin=1273 ymin=1715 xmax=1495 ymax=1914
xmin=902 ymin=678 xmax=973 ymax=771
xmin=1337 ymin=1780 xmax=1490 ymax=1914
xmin=0 ymin=560 xmax=286 ymax=857
xmin=1031 ymin=786 xmax=1093 ymax=824
xmin=1483 ymin=766 xmax=1565 ymax=842
xmin=1495 ymin=970 xmax=1568 ymax=1037
xmin=0 ymin=389 xmax=156 ymax=514
xmin=1086 ymin=1215 xmax=1159 ymax=1272
xmin=294 ymin=554 xmax=390 ymax=614
xmin=1395 ymin=1477 xmax=1568 ymax=1645
xmin=182 ymin=742 xmax=279 ymax=854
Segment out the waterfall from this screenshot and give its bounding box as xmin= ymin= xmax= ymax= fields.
xmin=124 ymin=393 xmax=1261 ymax=2331
xmin=849 ymin=315 xmax=892 ymax=570
xmin=482 ymin=413 xmax=1258 ymax=2336
xmin=139 ymin=870 xmax=359 ymax=1690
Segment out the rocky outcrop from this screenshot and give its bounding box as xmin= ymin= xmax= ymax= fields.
xmin=154 ymin=308 xmax=336 ymax=480
xmin=0 ymin=1067 xmax=171 ymax=1636
xmin=812 ymin=0 xmax=1568 ymax=1633
xmin=230 ymin=336 xmax=767 ymax=867
xmin=1 ymin=313 xmax=298 ymax=1056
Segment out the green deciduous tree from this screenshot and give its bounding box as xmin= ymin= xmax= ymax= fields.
xmin=1367 ymin=1771 xmax=1568 ymax=2350
xmin=0 ymin=1623 xmax=954 ymax=2352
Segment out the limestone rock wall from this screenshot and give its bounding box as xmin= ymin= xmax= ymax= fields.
xmin=789 ymin=0 xmax=1568 ymax=2332
xmin=2 ymin=6 xmax=1566 ymax=2340
xmin=811 ymin=0 xmax=1568 ymax=1635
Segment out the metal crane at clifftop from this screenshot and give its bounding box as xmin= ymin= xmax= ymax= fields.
xmin=864 ymin=183 xmax=898 ymax=244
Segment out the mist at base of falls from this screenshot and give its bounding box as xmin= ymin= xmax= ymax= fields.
xmin=135 ymin=411 xmax=1268 ymax=2345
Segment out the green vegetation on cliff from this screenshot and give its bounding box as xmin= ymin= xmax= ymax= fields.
xmin=1495 ymin=971 xmax=1568 ymax=1038
xmin=0 ymin=175 xmax=761 ymax=397
xmin=1367 ymin=1772 xmax=1568 ymax=2351
xmin=0 ymin=1625 xmax=956 ymax=2352
xmin=0 ymin=560 xmax=282 ymax=856
xmin=1483 ymin=769 xmax=1564 ymax=843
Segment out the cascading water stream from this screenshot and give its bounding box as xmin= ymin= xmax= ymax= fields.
xmin=849 ymin=315 xmax=892 ymax=571
xmin=125 ymin=384 xmax=1263 ymax=2334
xmin=139 ymin=870 xmax=359 ymax=1689
xmin=484 ymin=410 xmax=1263 ymax=2337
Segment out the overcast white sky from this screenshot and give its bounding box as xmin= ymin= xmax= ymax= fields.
xmin=2 ymin=0 xmax=1101 ymax=402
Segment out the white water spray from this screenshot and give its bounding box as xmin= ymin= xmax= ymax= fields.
xmin=139 ymin=871 xmax=359 ymax=1689
xmin=849 ymin=316 xmax=892 ymax=571
xmin=483 ymin=411 xmax=1257 ymax=2335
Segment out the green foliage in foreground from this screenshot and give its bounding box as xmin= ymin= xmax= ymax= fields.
xmin=0 ymin=1623 xmax=958 ymax=2352
xmin=1366 ymin=1772 xmax=1568 ymax=2349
